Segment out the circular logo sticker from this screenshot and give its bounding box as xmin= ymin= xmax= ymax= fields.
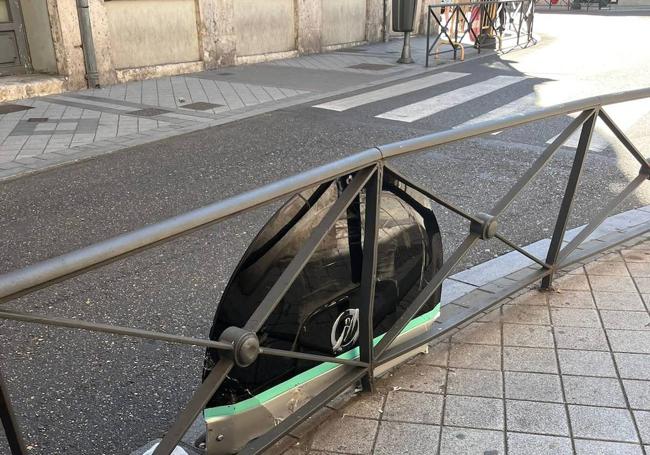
xmin=331 ymin=308 xmax=360 ymax=354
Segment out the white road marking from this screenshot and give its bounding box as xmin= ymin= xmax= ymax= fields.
xmin=546 ymin=118 xmax=611 ymax=152
xmin=376 ymin=75 xmax=527 ymax=123
xmin=454 ymin=93 xmax=537 ymax=128
xmin=312 ymin=72 xmax=469 ymax=112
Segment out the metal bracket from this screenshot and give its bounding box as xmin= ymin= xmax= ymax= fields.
xmin=219 ymin=327 xmax=260 ymax=368
xmin=641 ymin=165 xmax=650 ymax=179
xmin=470 ymin=213 xmax=497 ymax=240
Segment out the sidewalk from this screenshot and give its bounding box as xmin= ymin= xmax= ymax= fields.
xmin=280 ymin=239 xmax=650 ymax=455
xmin=0 ymin=36 xmax=484 ymax=182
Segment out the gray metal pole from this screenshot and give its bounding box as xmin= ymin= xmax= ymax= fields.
xmin=76 ymin=0 xmax=100 ymax=88
xmin=398 ymin=32 xmax=414 ymax=63
xmin=541 ymin=110 xmax=598 ymax=289
xmin=1 ymin=368 xmax=26 ymax=455
xmin=384 ymin=0 xmax=391 ymax=42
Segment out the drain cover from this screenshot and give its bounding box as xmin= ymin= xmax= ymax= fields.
xmin=0 ymin=104 xmax=33 ymax=114
xmin=27 ymin=117 xmax=49 ymax=123
xmin=128 ymin=108 xmax=170 ymax=117
xmin=347 ymin=63 xmax=396 ymax=71
xmin=180 ymin=102 xmax=223 ymax=111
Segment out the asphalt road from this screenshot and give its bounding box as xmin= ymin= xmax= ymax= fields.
xmin=1 ymin=11 xmax=650 ymax=455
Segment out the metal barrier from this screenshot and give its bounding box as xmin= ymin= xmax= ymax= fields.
xmin=576 ymin=0 xmax=612 ymax=10
xmin=536 ymin=0 xmax=613 ymax=10
xmin=426 ymin=0 xmax=536 ymax=65
xmin=535 ymin=0 xmax=572 ymax=10
xmin=1 ymin=87 xmax=650 ymax=455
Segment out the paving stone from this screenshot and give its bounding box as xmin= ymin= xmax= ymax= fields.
xmin=439 ymin=427 xmax=504 ymax=454
xmin=594 ymin=292 xmax=647 ymax=311
xmin=551 ymin=307 xmax=601 ymax=327
xmin=627 ymin=262 xmax=650 ymax=278
xmin=443 ymin=395 xmax=503 ymax=430
xmin=563 ymin=375 xmax=626 ymax=407
xmin=566 ymin=264 xmax=586 ymax=274
xmin=448 ymin=343 xmax=501 ymax=370
xmin=504 ymin=371 xmax=563 ymax=402
xmin=628 ymin=244 xmax=650 ymax=251
xmin=309 ymin=415 xmax=378 ymax=453
xmin=374 ymin=421 xmax=439 ymax=455
xmin=634 ymin=410 xmax=650 ymax=444
xmin=289 ymin=407 xmax=336 ymax=439
xmin=548 ymin=290 xmax=596 ymax=308
xmin=506 ymin=399 xmax=569 ymax=435
xmin=381 ymin=363 xmax=446 ymax=393
xmin=623 ymin=380 xmax=650 ymax=410
xmin=590 ymin=275 xmax=638 ymax=292
xmin=383 ymin=390 xmax=443 ymax=424
xmin=501 ymin=304 xmax=550 ymax=325
xmin=600 ymin=310 xmax=650 ymax=330
xmin=608 ymin=330 xmax=650 ymax=354
xmin=554 ymin=326 xmax=609 ymax=351
xmin=510 ymin=291 xmax=547 ymax=306
xmin=478 ymin=307 xmax=502 ymax=322
xmin=506 ymin=433 xmax=573 ymax=455
xmin=451 ymin=322 xmax=500 ymax=345
xmin=447 ymin=368 xmax=503 ymax=398
xmin=574 ymin=439 xmax=644 ymax=455
xmin=569 ymin=405 xmax=638 ymax=442
xmin=554 ymin=273 xmax=590 ymax=291
xmin=586 ymin=260 xmax=631 ymax=276
xmin=634 ymin=277 xmax=650 ymax=294
xmin=622 ymin=249 xmax=650 ymax=263
xmin=503 ymin=346 xmax=558 ymax=374
xmin=615 ymin=353 xmax=650 ymax=380
xmin=334 ymin=392 xmax=385 ymax=419
xmin=415 ymin=341 xmax=449 ymax=367
xmin=503 ymin=323 xmax=554 ymax=348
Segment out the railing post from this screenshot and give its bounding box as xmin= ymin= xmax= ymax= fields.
xmin=359 ymin=166 xmax=382 ymax=391
xmin=1 ymin=368 xmax=26 ymax=455
xmin=454 ymin=6 xmax=460 ymax=60
xmin=426 ymin=7 xmax=431 ymax=67
xmin=541 ymin=109 xmax=598 ymax=289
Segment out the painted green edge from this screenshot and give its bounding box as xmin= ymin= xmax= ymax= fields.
xmin=204 ymin=303 xmax=440 ymax=421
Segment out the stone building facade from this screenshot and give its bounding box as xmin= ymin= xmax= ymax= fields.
xmin=0 ymin=0 xmax=438 ymax=101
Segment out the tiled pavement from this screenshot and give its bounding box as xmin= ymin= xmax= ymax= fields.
xmin=281 ymin=240 xmax=650 ymax=455
xmin=0 ymin=38 xmax=447 ymax=181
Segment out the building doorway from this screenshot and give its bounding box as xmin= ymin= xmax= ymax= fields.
xmin=0 ymin=0 xmax=31 ymax=76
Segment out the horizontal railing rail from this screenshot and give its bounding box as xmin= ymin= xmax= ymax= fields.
xmin=426 ymin=0 xmax=536 ymax=65
xmin=1 ymin=86 xmax=649 ymax=455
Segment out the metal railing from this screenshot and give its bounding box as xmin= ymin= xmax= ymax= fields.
xmin=1 ymin=87 xmax=650 ymax=455
xmin=535 ymin=0 xmax=572 ymax=9
xmin=426 ymin=0 xmax=536 ymax=65
xmin=535 ymin=0 xmax=615 ymax=13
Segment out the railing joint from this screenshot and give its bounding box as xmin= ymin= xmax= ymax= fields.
xmin=470 ymin=212 xmax=498 ymax=240
xmin=640 ymin=165 xmax=650 ymax=179
xmin=218 ymin=327 xmax=260 ymax=368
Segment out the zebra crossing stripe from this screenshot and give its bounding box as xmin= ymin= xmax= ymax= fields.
xmin=312 ymin=72 xmax=469 ymax=112
xmin=376 ymin=75 xmax=527 ymax=123
xmin=546 ymin=127 xmax=610 ymax=152
xmin=454 ymin=93 xmax=537 ymax=128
